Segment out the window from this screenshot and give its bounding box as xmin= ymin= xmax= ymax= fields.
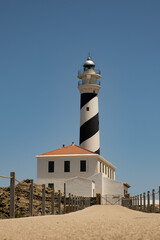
xmin=64 ymin=161 xmax=70 ymax=172
xmin=48 ymin=183 xmax=54 ymax=189
xmin=48 ymin=161 xmax=54 ymax=172
xmin=80 ymin=160 xmax=86 ymax=172
xmin=86 ymin=107 xmax=89 ymax=111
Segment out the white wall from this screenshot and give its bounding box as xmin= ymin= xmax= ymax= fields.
xmin=89 ymin=173 xmax=125 ymax=204
xmin=37 ymin=155 xmax=98 ymax=190
xmin=37 ymin=155 xmax=119 ymax=199
xmin=102 ymin=175 xmax=124 ymax=196
xmin=66 ymin=177 xmax=95 ymax=197
xmin=89 ymin=173 xmax=103 ymax=195
xmin=102 ymin=175 xmax=124 ymax=205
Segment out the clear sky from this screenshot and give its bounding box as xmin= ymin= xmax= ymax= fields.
xmin=0 ymin=0 xmax=160 ymax=196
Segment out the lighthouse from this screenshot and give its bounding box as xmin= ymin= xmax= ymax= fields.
xmin=37 ymin=55 xmax=130 ymax=201
xmin=78 ymin=56 xmax=101 ymax=154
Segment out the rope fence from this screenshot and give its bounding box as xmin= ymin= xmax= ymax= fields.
xmin=122 ymin=187 xmax=160 ymax=213
xmin=0 ymin=175 xmax=30 ymax=185
xmin=0 ymin=172 xmax=100 ymax=219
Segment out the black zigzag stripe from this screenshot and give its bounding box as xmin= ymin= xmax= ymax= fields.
xmin=80 ymin=93 xmax=97 ymax=109
xmin=95 ymin=148 xmax=100 ymax=154
xmin=80 ymin=113 xmax=99 ymax=144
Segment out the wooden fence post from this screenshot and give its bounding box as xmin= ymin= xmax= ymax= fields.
xmin=51 ymin=184 xmax=54 ymax=215
xmin=64 ymin=183 xmax=66 ymax=214
xmin=131 ymin=197 xmax=133 ymax=209
xmin=71 ymin=194 xmax=73 ymax=212
xmin=131 ymin=196 xmax=133 ymax=208
xmin=137 ymin=195 xmax=139 ymax=210
xmin=81 ymin=197 xmax=83 ymax=208
xmin=10 ymin=172 xmax=15 ymax=218
xmin=159 ymin=186 xmax=160 ymax=213
xmin=77 ymin=197 xmax=79 ymax=210
xmin=152 ymin=189 xmax=155 ymax=213
xmin=147 ymin=191 xmax=150 ymax=212
xmin=131 ymin=197 xmax=134 ymax=209
xmin=42 ymin=184 xmax=45 ymax=215
xmin=73 ymin=195 xmax=74 ymax=212
xmin=76 ymin=197 xmax=78 ymax=211
xmin=74 ymin=195 xmax=76 ymax=211
xmin=143 ymin=192 xmax=146 ymax=211
xmin=80 ymin=196 xmax=82 ymax=210
xmin=81 ymin=197 xmax=83 ymax=209
xmin=58 ymin=190 xmax=61 ymax=214
xmin=88 ymin=197 xmax=91 ymax=207
xmin=68 ymin=193 xmax=71 ymax=213
xmin=29 ymin=179 xmax=33 ymax=216
xmin=78 ymin=197 xmax=80 ymax=210
xmin=140 ymin=194 xmax=142 ymax=211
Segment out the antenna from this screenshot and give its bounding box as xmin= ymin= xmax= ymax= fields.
xmin=87 ymin=52 xmax=92 ymax=60
xmin=88 ymin=52 xmax=91 ymax=58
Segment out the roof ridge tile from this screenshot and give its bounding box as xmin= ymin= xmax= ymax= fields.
xmin=38 ymin=144 xmax=96 ymax=156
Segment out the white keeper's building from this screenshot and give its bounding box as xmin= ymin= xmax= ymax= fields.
xmin=36 ymin=56 xmax=130 ymax=203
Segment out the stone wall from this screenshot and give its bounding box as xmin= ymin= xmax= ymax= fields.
xmin=0 ymin=180 xmax=59 ymax=219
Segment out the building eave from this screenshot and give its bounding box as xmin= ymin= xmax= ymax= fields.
xmin=36 ymin=153 xmax=98 ymax=158
xmin=36 ymin=153 xmax=116 ymax=169
xmin=98 ymin=155 xmax=116 ymax=170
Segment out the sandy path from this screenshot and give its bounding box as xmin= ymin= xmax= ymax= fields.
xmin=0 ymin=205 xmax=160 ymax=240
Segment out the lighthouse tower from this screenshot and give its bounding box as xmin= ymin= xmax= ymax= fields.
xmin=78 ymin=56 xmax=101 ymax=154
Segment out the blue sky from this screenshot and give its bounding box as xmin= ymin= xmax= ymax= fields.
xmin=0 ymin=0 xmax=160 ymax=196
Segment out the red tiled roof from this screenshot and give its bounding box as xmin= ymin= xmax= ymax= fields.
xmin=38 ymin=144 xmax=96 ymax=156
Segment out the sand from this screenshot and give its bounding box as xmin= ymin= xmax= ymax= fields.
xmin=0 ymin=205 xmax=160 ymax=240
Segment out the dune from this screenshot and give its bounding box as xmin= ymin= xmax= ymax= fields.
xmin=0 ymin=205 xmax=160 ymax=240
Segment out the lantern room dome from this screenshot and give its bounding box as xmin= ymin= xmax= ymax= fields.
xmin=83 ymin=56 xmax=95 ymax=71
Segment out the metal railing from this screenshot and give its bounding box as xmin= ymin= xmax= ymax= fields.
xmin=78 ymin=80 xmax=101 ymax=86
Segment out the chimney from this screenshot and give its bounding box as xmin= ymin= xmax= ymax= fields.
xmin=62 ymin=144 xmax=65 ymax=147
xmin=72 ymin=142 xmax=74 ymax=146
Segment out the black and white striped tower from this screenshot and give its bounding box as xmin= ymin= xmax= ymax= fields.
xmin=78 ymin=56 xmax=101 ymax=154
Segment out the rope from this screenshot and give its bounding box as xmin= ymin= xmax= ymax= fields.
xmin=0 ymin=175 xmax=31 ymax=186
xmin=15 ymin=179 xmax=30 ymax=186
xmin=0 ymin=175 xmax=12 ymax=179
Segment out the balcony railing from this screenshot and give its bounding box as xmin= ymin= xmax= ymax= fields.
xmin=78 ymin=80 xmax=101 ymax=86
